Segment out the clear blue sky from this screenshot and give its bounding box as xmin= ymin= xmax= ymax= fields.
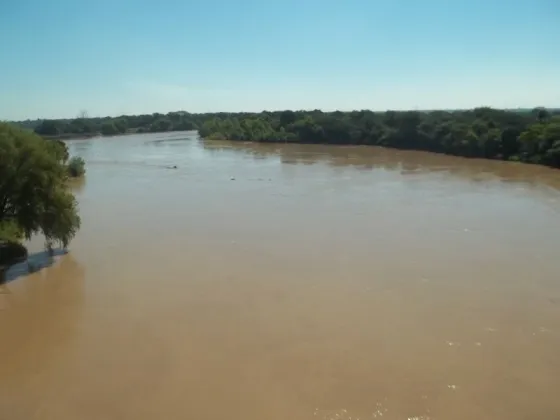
xmin=1 ymin=0 xmax=559 ymax=120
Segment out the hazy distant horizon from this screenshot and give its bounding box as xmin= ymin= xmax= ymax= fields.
xmin=8 ymin=106 xmax=559 ymax=124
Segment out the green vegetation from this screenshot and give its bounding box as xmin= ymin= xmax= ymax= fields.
xmin=29 ymin=111 xmax=197 ymax=137
xmin=67 ymin=156 xmax=86 ymax=178
xmin=197 ymin=108 xmax=560 ymax=168
xmin=0 ymin=123 xmax=81 ymax=269
xmin=13 ymin=107 xmax=560 ymax=168
xmin=37 ymin=138 xmax=85 ymax=178
xmin=0 ymin=220 xmax=23 ymax=243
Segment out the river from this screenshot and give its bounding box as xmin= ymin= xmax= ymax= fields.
xmin=1 ymin=131 xmax=560 ymax=420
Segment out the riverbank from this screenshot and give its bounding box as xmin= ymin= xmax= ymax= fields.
xmin=198 ymin=109 xmax=560 ymax=169
xmin=21 ymin=107 xmax=560 ymax=168
xmin=42 ymin=133 xmax=100 ymax=140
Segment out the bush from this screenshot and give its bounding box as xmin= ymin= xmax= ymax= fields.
xmin=67 ymin=156 xmax=86 ymax=178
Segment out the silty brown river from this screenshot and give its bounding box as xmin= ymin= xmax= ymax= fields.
xmin=1 ymin=131 xmax=560 ymax=420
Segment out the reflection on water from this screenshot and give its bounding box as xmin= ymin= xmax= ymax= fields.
xmin=68 ymin=176 xmax=87 ymax=194
xmin=2 ymin=248 xmax=68 ymax=285
xmin=202 ymin=140 xmax=560 ymax=191
xmin=1 ymin=131 xmax=560 ymax=420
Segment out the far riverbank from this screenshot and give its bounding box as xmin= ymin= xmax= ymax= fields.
xmin=24 ymin=107 xmax=560 ymax=169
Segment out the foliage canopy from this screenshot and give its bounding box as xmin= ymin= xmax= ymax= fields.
xmin=0 ymin=123 xmax=80 ymax=249
xmin=67 ymin=156 xmax=86 ymax=178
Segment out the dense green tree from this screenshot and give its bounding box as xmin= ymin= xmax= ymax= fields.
xmin=67 ymin=156 xmax=86 ymax=178
xmin=114 ymin=119 xmax=128 ymax=133
xmin=67 ymin=117 xmax=96 ymax=134
xmin=0 ymin=123 xmax=81 ymax=250
xmin=101 ymin=122 xmax=119 ymax=135
xmin=518 ymin=119 xmax=560 ymax=165
xmin=150 ymin=118 xmax=172 ymax=132
xmin=34 ymin=119 xmax=62 ymax=136
xmin=48 ymin=139 xmax=70 ymax=164
xmin=280 ymin=110 xmax=297 ymax=127
xmin=532 ymin=107 xmax=550 ymax=123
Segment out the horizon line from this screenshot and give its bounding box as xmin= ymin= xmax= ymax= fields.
xmin=7 ymin=105 xmax=559 ymax=122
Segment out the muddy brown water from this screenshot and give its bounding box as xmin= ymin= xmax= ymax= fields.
xmin=1 ymin=131 xmax=560 ymax=420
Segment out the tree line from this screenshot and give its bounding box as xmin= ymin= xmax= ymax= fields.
xmin=19 ymin=107 xmax=560 ymax=168
xmin=28 ymin=111 xmax=197 ymax=137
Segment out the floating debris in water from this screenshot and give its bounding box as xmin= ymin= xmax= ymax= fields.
xmin=313 ymin=406 xmax=392 ymax=420
xmin=312 ymin=408 xmax=354 ymax=420
xmin=372 ymin=403 xmax=389 ymax=418
xmin=447 ymin=384 xmax=458 ymax=390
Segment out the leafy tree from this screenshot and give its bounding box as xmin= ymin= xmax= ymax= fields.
xmin=532 ymin=107 xmax=550 ymax=123
xmin=500 ymin=127 xmax=521 ymax=158
xmin=114 ymin=119 xmax=128 ymax=133
xmin=67 ymin=118 xmax=95 ymax=134
xmin=101 ymin=122 xmax=119 ymax=135
xmin=67 ymin=156 xmax=86 ymax=178
xmin=0 ymin=220 xmax=23 ymax=243
xmin=34 ymin=119 xmax=62 ymax=136
xmin=518 ymin=122 xmax=560 ymax=162
xmin=150 ymin=118 xmax=172 ymax=132
xmin=0 ymin=123 xmax=81 ymax=249
xmin=280 ymin=110 xmax=297 ymax=126
xmin=48 ymin=139 xmax=70 ymax=164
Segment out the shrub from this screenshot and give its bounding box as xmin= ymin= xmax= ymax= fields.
xmin=67 ymin=156 xmax=86 ymax=178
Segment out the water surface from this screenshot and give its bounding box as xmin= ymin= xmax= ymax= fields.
xmin=2 ymin=132 xmax=560 ymax=420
